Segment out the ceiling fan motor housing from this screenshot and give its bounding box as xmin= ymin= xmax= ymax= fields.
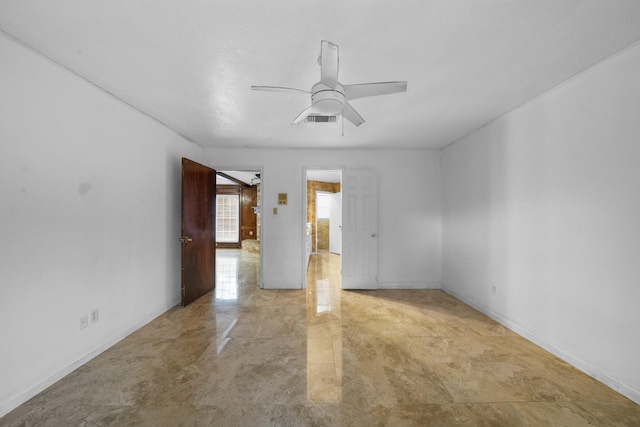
xmin=311 ymin=82 xmax=345 ymax=115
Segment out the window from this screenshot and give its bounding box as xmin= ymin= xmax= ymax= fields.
xmin=216 ymin=194 xmax=239 ymax=243
xmin=316 ymin=192 xmax=331 ymax=219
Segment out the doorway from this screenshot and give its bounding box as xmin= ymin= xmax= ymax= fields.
xmin=214 ymin=168 xmax=263 ymax=288
xmin=315 ymin=191 xmax=342 ymax=255
xmin=304 ymin=169 xmax=342 ymax=289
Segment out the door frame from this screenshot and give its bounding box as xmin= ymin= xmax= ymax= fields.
xmin=211 ymin=165 xmax=264 ymax=289
xmin=302 ymin=166 xmax=343 ymax=290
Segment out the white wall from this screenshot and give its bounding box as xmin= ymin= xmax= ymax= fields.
xmin=441 ymin=41 xmax=640 ymax=403
xmin=0 ymin=34 xmax=202 ymax=416
xmin=203 ymin=148 xmax=441 ymax=289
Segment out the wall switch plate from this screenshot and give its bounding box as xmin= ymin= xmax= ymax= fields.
xmin=273 ymin=207 xmax=278 ymax=215
xmin=278 ymin=193 xmax=288 ymax=205
xmin=80 ymin=315 xmax=88 ymax=330
xmin=90 ymin=309 xmax=99 ymax=323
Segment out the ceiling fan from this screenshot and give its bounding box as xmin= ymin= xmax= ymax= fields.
xmin=251 ymin=40 xmax=407 ymax=127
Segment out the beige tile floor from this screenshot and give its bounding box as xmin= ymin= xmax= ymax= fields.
xmin=2 ymin=250 xmax=639 ymax=426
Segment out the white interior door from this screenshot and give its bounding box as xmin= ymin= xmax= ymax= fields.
xmin=341 ymin=170 xmax=377 ymax=289
xmin=329 ymin=192 xmax=342 ymax=254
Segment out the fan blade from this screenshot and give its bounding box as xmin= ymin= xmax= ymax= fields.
xmin=320 ymin=41 xmax=339 ymax=90
xmin=291 ymin=105 xmax=315 ymax=125
xmin=344 ymin=81 xmax=407 ymax=101
xmin=251 ymin=86 xmax=310 ymax=94
xmin=343 ymin=102 xmax=365 ymax=127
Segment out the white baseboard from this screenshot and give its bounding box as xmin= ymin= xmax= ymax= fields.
xmin=262 ymin=281 xmax=303 ymax=289
xmin=0 ymin=301 xmax=177 ymax=418
xmin=442 ymin=286 xmax=640 ymax=405
xmin=378 ymin=281 xmax=441 ymax=290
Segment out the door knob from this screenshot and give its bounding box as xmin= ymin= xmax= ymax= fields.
xmin=180 ymin=236 xmax=193 ymax=243
xmin=371 ymin=233 xmax=377 ymax=238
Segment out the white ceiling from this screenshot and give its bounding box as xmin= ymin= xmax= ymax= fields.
xmin=2 ymin=1 xmax=640 ymax=150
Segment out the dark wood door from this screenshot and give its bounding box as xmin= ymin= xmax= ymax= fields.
xmin=181 ymin=158 xmax=216 ymax=306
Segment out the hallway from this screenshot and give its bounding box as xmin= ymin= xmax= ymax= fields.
xmin=2 ymin=250 xmax=638 ymax=426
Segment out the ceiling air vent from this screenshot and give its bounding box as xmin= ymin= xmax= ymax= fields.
xmin=304 ymin=115 xmax=338 ymax=123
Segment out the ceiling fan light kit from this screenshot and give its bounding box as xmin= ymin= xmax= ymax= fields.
xmin=311 ymin=82 xmax=345 ymax=115
xmin=252 ymin=40 xmax=407 ymax=130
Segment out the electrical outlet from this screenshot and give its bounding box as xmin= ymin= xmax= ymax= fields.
xmin=90 ymin=309 xmax=99 ymax=324
xmin=80 ymin=315 xmax=88 ymax=330
xmin=492 ymin=285 xmax=497 ymax=294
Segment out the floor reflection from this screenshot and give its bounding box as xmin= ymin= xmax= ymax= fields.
xmin=215 ymin=253 xmax=239 ymax=300
xmin=315 ymin=279 xmax=331 ymax=313
xmin=306 ymin=251 xmax=342 ymax=404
